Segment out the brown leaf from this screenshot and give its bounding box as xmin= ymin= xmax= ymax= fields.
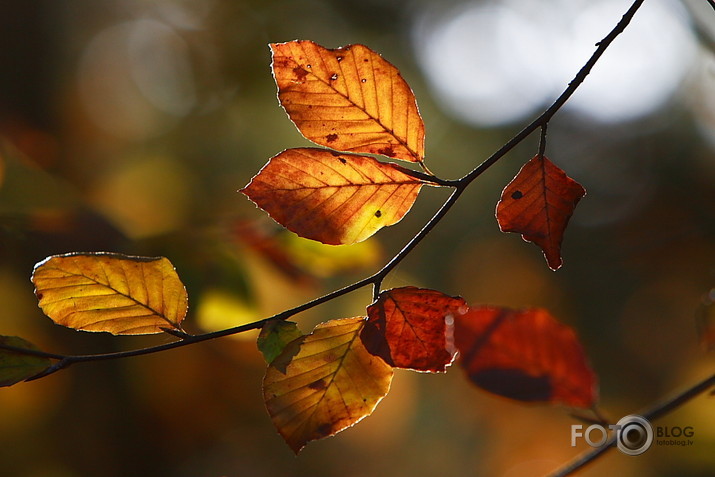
xmin=263 ymin=317 xmax=393 ymax=453
xmin=361 ymin=287 xmax=467 ymax=372
xmin=455 ymin=306 xmax=597 ymax=408
xmin=241 ymin=148 xmax=424 ymax=245
xmin=496 ymin=155 xmax=585 ymax=270
xmin=271 ymin=40 xmax=425 ymax=163
xmin=32 ymin=252 xmax=188 ymax=335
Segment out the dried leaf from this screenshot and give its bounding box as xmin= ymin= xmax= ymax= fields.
xmin=257 ymin=320 xmax=303 ymax=363
xmin=241 ymin=148 xmax=424 ymax=245
xmin=263 ymin=317 xmax=393 ymax=453
xmin=361 ymin=286 xmax=467 ymax=372
xmin=0 ymin=336 xmax=52 ymax=387
xmin=32 ymin=252 xmax=188 ymax=335
xmin=271 ymin=40 xmax=425 ymax=163
xmin=455 ymin=306 xmax=597 ymax=408
xmin=496 ymin=155 xmax=585 ymax=270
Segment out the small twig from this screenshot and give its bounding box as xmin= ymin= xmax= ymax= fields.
xmin=538 ymin=124 xmax=548 ymax=158
xmin=548 ymin=372 xmax=715 ymax=477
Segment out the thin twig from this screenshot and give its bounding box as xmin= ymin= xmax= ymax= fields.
xmin=548 ymin=372 xmax=715 ymax=477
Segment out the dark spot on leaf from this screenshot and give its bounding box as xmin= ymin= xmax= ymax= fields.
xmin=326 ymin=133 xmax=338 ymax=143
xmin=36 ymin=292 xmax=43 ymax=300
xmin=330 ymin=151 xmax=340 ymax=157
xmin=511 ymin=190 xmax=523 ymax=200
xmin=339 ymin=158 xmax=347 ymax=164
xmin=316 ymin=423 xmax=332 ymax=437
xmin=375 ymin=210 xmax=382 ymax=218
xmin=469 ymin=368 xmax=552 ymax=402
xmin=330 ymin=73 xmax=338 ymax=80
xmin=377 ymin=147 xmax=395 ymax=157
xmin=363 ymin=58 xmax=369 ymax=62
xmin=336 ymin=56 xmax=343 ymax=62
xmin=306 ymin=64 xmax=312 ymax=68
xmin=361 ymin=78 xmax=367 ymax=83
xmin=292 ymin=66 xmax=309 ymax=81
xmin=308 ymin=379 xmax=327 ymax=390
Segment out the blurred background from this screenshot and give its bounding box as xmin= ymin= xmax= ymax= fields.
xmin=1 ymin=0 xmax=714 ymax=475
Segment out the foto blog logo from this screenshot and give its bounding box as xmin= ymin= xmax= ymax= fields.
xmin=571 ymin=415 xmax=654 ymax=456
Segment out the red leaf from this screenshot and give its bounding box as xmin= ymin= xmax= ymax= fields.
xmin=454 ymin=306 xmax=597 ymax=408
xmin=496 ymin=155 xmax=585 ymax=270
xmin=361 ymin=287 xmax=467 ymax=372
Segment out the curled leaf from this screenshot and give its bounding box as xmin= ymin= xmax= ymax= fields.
xmin=257 ymin=320 xmax=303 ymax=364
xmin=263 ymin=317 xmax=393 ymax=453
xmin=271 ymin=40 xmax=425 ymax=163
xmin=242 ymin=148 xmax=424 ymax=245
xmin=0 ymin=336 xmax=52 ymax=387
xmin=32 ymin=252 xmax=188 ymax=335
xmin=361 ymin=286 xmax=467 ymax=372
xmin=496 ymin=155 xmax=585 ymax=270
xmin=455 ymin=306 xmax=597 ymax=408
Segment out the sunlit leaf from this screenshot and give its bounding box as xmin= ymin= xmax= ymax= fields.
xmin=496 ymin=155 xmax=585 ymax=270
xmin=263 ymin=317 xmax=393 ymax=453
xmin=32 ymin=252 xmax=188 ymax=335
xmin=271 ymin=40 xmax=425 ymax=163
xmin=241 ymin=148 xmax=425 ymax=245
xmin=258 ymin=320 xmax=303 ymax=363
xmin=0 ymin=336 xmax=52 ymax=387
xmin=455 ymin=306 xmax=597 ymax=408
xmin=361 ymin=286 xmax=467 ymax=372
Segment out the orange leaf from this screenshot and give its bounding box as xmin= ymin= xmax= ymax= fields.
xmin=496 ymin=155 xmax=585 ymax=270
xmin=32 ymin=252 xmax=188 ymax=335
xmin=455 ymin=306 xmax=597 ymax=408
xmin=271 ymin=40 xmax=425 ymax=163
xmin=361 ymin=287 xmax=467 ymax=372
xmin=241 ymin=148 xmax=424 ymax=245
xmin=263 ymin=317 xmax=393 ymax=453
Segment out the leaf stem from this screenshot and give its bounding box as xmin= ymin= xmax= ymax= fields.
xmin=548 ymin=371 xmax=715 ymax=477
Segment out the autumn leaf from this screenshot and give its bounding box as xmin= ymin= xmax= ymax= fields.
xmin=271 ymin=40 xmax=425 ymax=163
xmin=361 ymin=287 xmax=467 ymax=372
xmin=496 ymin=155 xmax=585 ymax=270
xmin=0 ymin=336 xmax=52 ymax=387
xmin=241 ymin=148 xmax=425 ymax=245
xmin=257 ymin=319 xmax=303 ymax=364
xmin=455 ymin=306 xmax=597 ymax=408
xmin=263 ymin=317 xmax=393 ymax=453
xmin=32 ymin=252 xmax=188 ymax=335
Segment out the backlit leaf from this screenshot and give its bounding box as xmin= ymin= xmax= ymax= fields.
xmin=257 ymin=320 xmax=303 ymax=364
xmin=361 ymin=286 xmax=467 ymax=372
xmin=32 ymin=252 xmax=188 ymax=335
xmin=241 ymin=148 xmax=425 ymax=245
xmin=496 ymin=155 xmax=585 ymax=270
xmin=455 ymin=306 xmax=597 ymax=408
xmin=0 ymin=336 xmax=52 ymax=387
xmin=271 ymin=40 xmax=425 ymax=163
xmin=263 ymin=317 xmax=393 ymax=453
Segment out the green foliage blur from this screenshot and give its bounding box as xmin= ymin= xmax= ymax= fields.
xmin=1 ymin=1 xmax=714 ymax=476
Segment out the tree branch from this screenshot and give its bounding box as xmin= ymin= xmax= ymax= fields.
xmin=549 ymin=372 xmax=715 ymax=477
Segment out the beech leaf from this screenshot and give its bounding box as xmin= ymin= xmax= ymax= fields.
xmin=257 ymin=320 xmax=303 ymax=364
xmin=496 ymin=155 xmax=585 ymax=270
xmin=361 ymin=286 xmax=467 ymax=372
xmin=455 ymin=306 xmax=597 ymax=408
xmin=32 ymin=252 xmax=188 ymax=335
xmin=263 ymin=317 xmax=393 ymax=453
xmin=0 ymin=336 xmax=52 ymax=387
xmin=241 ymin=148 xmax=424 ymax=245
xmin=271 ymin=40 xmax=425 ymax=163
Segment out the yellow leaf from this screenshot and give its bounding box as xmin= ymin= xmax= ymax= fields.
xmin=263 ymin=317 xmax=393 ymax=453
xmin=271 ymin=40 xmax=426 ymax=163
xmin=32 ymin=252 xmax=188 ymax=335
xmin=242 ymin=148 xmax=424 ymax=245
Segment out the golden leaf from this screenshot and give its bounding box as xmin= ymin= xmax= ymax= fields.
xmin=241 ymin=148 xmax=424 ymax=245
xmin=271 ymin=40 xmax=426 ymax=163
xmin=32 ymin=252 xmax=188 ymax=335
xmin=263 ymin=317 xmax=393 ymax=453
